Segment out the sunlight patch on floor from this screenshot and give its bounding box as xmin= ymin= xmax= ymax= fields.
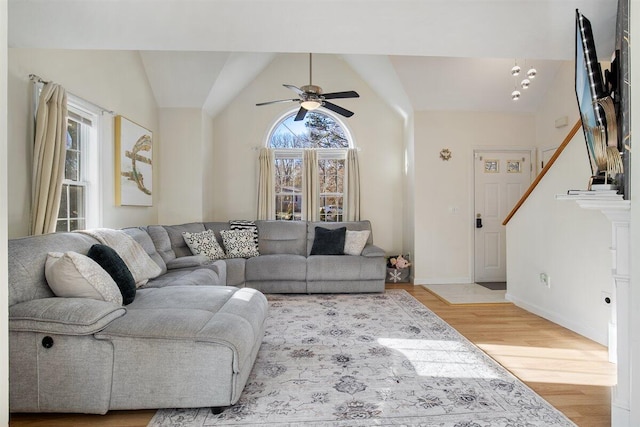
xmin=378 ymin=338 xmax=501 ymax=379
xmin=477 ymin=343 xmax=617 ymax=387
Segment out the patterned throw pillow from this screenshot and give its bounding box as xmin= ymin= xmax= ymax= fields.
xmin=182 ymin=229 xmax=226 ymax=261
xmin=343 ymin=230 xmax=371 ymax=256
xmin=45 ymin=251 xmax=123 ymax=305
xmin=220 ymin=229 xmax=260 ymax=259
xmin=229 ymin=220 xmax=259 ymax=247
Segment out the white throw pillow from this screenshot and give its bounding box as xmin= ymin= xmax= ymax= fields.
xmin=344 ymin=230 xmax=371 ymax=256
xmin=220 ymin=229 xmax=260 ymax=259
xmin=182 ymin=229 xmax=226 ymax=261
xmin=45 ymin=252 xmax=123 ymax=305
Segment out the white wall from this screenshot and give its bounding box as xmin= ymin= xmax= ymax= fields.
xmin=505 ymin=134 xmax=613 ymax=345
xmin=208 ymin=53 xmax=405 ymax=253
xmin=7 ymin=49 xmax=159 ymax=237
xmin=157 ymin=108 xmax=205 ymax=224
xmin=534 ymin=61 xmax=580 ymax=153
xmin=412 ymin=111 xmax=536 ymax=284
xmin=505 ymin=56 xmax=617 ymax=346
xmin=1 ymin=0 xmax=10 ymax=423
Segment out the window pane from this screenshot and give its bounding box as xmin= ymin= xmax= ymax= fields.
xmin=67 ymin=120 xmax=79 ymax=150
xmin=55 ymin=220 xmax=68 ymax=233
xmin=69 ymin=219 xmax=83 ymax=232
xmin=58 ymin=184 xmax=68 ymax=218
xmin=64 ymin=150 xmax=80 ymax=181
xmin=68 ymin=185 xmax=85 ymax=219
xmin=269 ymin=111 xmax=348 ymax=149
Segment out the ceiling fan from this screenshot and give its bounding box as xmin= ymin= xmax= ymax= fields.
xmin=256 ymin=53 xmax=360 ymax=121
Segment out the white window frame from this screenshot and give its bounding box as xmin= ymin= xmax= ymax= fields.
xmin=60 ymin=95 xmax=102 ymax=231
xmin=267 ymin=109 xmax=353 ymax=222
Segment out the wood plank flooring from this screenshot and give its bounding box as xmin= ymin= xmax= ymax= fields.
xmin=10 ymin=284 xmax=615 ymax=427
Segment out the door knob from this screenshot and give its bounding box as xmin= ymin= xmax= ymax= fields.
xmin=476 ymin=214 xmax=483 ymax=228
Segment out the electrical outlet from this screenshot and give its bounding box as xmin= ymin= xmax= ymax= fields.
xmin=601 ymin=291 xmax=612 ymax=307
xmin=539 ymin=273 xmax=550 ymax=288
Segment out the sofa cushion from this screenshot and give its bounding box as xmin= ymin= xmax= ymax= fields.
xmin=121 ymin=227 xmax=167 ymax=275
xmin=310 ymin=226 xmax=346 ymax=255
xmin=87 ymin=244 xmax=136 ymax=305
xmin=221 ymin=230 xmax=260 ymax=258
xmin=307 ymin=221 xmax=374 ymax=255
xmin=245 ymin=254 xmax=307 ymax=282
xmin=45 ymin=252 xmax=123 ymax=305
xmin=166 ymin=255 xmax=211 ymax=270
xmin=144 ymin=268 xmax=221 ymax=288
xmin=307 ymin=255 xmax=386 ymax=281
xmin=256 ymin=220 xmax=307 ymax=256
xmin=344 ymin=230 xmax=371 ymax=256
xmin=182 ymin=229 xmax=226 ymax=261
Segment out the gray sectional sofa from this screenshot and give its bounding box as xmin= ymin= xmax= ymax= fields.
xmin=146 ymin=220 xmax=386 ymax=293
xmin=8 ymin=220 xmax=385 ymax=414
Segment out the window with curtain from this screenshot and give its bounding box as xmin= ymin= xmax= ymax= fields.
xmin=267 ymin=110 xmax=352 ymax=222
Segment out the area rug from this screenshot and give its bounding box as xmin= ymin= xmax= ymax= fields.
xmin=148 ymin=290 xmax=573 ymax=426
xmin=422 ymin=283 xmax=510 ymax=305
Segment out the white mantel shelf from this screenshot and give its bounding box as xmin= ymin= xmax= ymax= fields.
xmin=557 ymin=194 xmax=631 ymax=427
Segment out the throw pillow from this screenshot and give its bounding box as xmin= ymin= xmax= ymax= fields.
xmin=220 ymin=229 xmax=260 ymax=259
xmin=45 ymin=251 xmax=123 ymax=305
xmin=182 ymin=229 xmax=226 ymax=261
xmin=310 ymin=226 xmax=347 ymax=255
xmin=229 ymin=220 xmax=259 ymax=247
xmin=87 ymin=244 xmax=136 ymax=305
xmin=344 ymin=230 xmax=371 ymax=256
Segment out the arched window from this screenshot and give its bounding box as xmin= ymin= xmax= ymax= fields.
xmin=267 ymin=110 xmax=353 ymax=221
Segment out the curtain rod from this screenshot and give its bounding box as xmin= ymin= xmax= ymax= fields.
xmin=29 ymin=73 xmax=116 ymax=116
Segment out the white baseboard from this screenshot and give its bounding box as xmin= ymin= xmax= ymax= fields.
xmin=505 ymin=292 xmax=607 ymax=346
xmin=413 ymin=277 xmax=472 ymax=285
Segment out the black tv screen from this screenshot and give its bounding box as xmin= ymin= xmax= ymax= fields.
xmin=575 ymin=10 xmax=606 ymax=177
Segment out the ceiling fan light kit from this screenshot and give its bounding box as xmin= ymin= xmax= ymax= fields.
xmin=256 ymin=53 xmax=360 ymax=121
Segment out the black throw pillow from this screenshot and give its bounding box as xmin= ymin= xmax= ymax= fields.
xmin=310 ymin=226 xmax=346 ymax=255
xmin=87 ymin=244 xmax=136 ymax=305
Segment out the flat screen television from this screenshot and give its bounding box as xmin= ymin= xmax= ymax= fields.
xmin=574 ymin=10 xmax=607 ymax=177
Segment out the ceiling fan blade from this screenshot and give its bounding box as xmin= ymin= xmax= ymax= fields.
xmin=322 ymin=91 xmax=360 ymax=100
xmin=256 ymin=99 xmax=298 ymax=106
xmin=322 ymin=101 xmax=354 ymax=118
xmin=294 ymin=107 xmax=308 ymax=121
xmin=283 ymin=84 xmax=305 ymax=96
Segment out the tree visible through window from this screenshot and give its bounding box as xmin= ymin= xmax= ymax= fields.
xmin=269 ymin=111 xmax=350 ymax=221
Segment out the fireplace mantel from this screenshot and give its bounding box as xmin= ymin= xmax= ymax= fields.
xmin=568 ymin=197 xmax=630 ymax=426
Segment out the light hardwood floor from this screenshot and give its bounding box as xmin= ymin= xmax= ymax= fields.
xmin=10 ymin=283 xmax=615 ymax=427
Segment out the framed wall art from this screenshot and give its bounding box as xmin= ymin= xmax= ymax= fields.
xmin=115 ymin=115 xmax=153 ymax=206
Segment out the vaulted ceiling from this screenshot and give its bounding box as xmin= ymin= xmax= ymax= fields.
xmin=8 ymin=0 xmax=618 ymax=117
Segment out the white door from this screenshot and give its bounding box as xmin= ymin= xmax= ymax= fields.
xmin=474 ymin=150 xmax=532 ymax=282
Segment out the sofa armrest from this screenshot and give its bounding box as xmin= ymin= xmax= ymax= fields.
xmin=211 ymin=260 xmax=227 ymax=286
xmin=9 ymin=298 xmax=126 ymax=335
xmin=361 ymin=244 xmax=385 ymax=257
xmin=166 ymin=255 xmax=210 ymax=270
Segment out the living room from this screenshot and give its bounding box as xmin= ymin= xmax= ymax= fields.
xmin=1 ymin=0 xmax=639 ymax=426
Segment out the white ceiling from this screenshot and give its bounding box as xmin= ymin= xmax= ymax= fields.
xmin=7 ymin=0 xmax=618 ymax=116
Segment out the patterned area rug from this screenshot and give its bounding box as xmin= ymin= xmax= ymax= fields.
xmin=149 ymin=290 xmax=574 ymax=426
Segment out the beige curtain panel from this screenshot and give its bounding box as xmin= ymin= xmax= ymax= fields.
xmin=31 ymin=82 xmax=68 ymax=235
xmin=346 ymin=148 xmax=361 ymax=221
xmin=257 ymin=148 xmax=275 ymax=220
xmin=303 ymin=149 xmax=319 ymax=221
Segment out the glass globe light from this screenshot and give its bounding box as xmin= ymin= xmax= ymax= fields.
xmin=511 ymin=90 xmax=521 ymax=101
xmin=527 ymin=68 xmax=537 ymax=79
xmin=511 ymin=65 xmax=521 ymax=76
xmin=521 ymin=78 xmax=530 ymax=89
